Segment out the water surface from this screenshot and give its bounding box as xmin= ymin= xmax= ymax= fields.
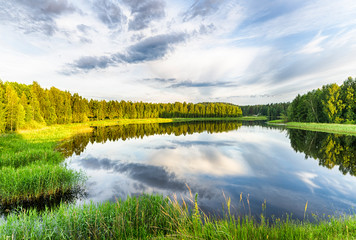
xmin=62 ymin=121 xmax=356 ymax=220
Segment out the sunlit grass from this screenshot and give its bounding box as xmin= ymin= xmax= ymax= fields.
xmin=0 ymin=194 xmax=355 ymax=239
xmin=237 ymin=116 xmax=268 ymax=121
xmin=0 ymin=124 xmax=92 ymax=204
xmin=0 ymin=164 xmax=85 ymax=205
xmin=287 ymin=122 xmax=356 ymax=135
xmin=268 ymin=119 xmax=286 ymax=124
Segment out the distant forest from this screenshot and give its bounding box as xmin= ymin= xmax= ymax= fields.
xmin=0 ymin=81 xmax=242 ymax=132
xmin=240 ymin=103 xmax=290 ymax=120
xmin=288 ymin=77 xmax=356 ymax=123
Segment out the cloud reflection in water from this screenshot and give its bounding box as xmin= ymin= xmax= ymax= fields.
xmin=65 ymin=124 xmax=356 ymax=219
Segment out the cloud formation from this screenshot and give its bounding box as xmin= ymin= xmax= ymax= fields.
xmin=93 ymin=0 xmax=126 ymax=29
xmin=65 ymin=32 xmax=187 ymax=74
xmin=0 ymin=0 xmax=76 ymax=35
xmin=169 ymin=80 xmax=236 ymax=88
xmin=184 ymin=0 xmax=226 ymax=21
xmin=77 ymin=156 xmax=187 ymax=191
xmin=1 ymin=0 xmax=356 ymax=104
xmin=123 ymin=0 xmax=166 ymax=31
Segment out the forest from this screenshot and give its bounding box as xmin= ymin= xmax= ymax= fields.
xmin=288 ymin=77 xmax=356 ymax=123
xmin=0 ymin=81 xmax=242 ymax=132
xmin=240 ymin=102 xmax=290 ymax=120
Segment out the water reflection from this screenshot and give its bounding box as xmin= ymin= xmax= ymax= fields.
xmin=58 ymin=121 xmax=243 ymax=157
xmin=63 ymin=121 xmax=356 ymax=220
xmin=0 ymin=187 xmax=86 ymax=216
xmin=288 ymin=129 xmax=356 ymax=176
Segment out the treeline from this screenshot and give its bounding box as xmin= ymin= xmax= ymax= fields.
xmin=58 ymin=121 xmax=243 ymax=157
xmin=288 ymin=77 xmax=356 ymax=123
xmin=0 ymin=81 xmax=242 ymax=132
xmin=240 ymin=103 xmax=290 ymax=120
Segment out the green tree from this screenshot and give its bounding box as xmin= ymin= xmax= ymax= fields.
xmin=341 ymin=77 xmax=356 ymax=123
xmin=322 ymin=84 xmax=345 ymax=123
xmin=64 ymin=92 xmax=72 ymax=123
xmin=5 ymin=85 xmax=20 ymax=131
xmin=20 ymin=92 xmax=33 ymax=123
xmin=0 ymin=82 xmax=6 ymax=133
xmin=30 ymin=91 xmax=44 ymax=123
xmin=17 ymin=103 xmax=26 ymax=129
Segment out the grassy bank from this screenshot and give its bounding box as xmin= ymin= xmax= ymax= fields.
xmin=286 ymin=122 xmax=356 ymax=136
xmin=238 ymin=116 xmax=267 ymax=121
xmin=0 ymin=194 xmax=355 ymax=239
xmin=0 ymin=132 xmax=85 ymax=205
xmin=171 ymin=116 xmax=266 ymax=122
xmin=267 ymin=119 xmax=286 ymax=124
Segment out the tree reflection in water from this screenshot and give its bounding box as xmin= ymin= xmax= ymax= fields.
xmin=57 ymin=121 xmax=243 ymax=158
xmin=57 ymin=121 xmax=356 ymax=178
xmin=288 ymin=129 xmax=356 ymax=176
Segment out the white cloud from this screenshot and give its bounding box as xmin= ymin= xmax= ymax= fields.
xmin=149 ymin=146 xmax=250 ymax=177
xmin=299 ymin=32 xmax=328 ymax=54
xmin=296 ymin=172 xmax=320 ymax=192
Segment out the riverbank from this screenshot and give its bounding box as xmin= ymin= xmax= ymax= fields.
xmin=267 ymin=119 xmax=286 ymax=124
xmin=1 ymin=194 xmax=355 ymax=239
xmin=285 ymin=122 xmax=356 ymax=136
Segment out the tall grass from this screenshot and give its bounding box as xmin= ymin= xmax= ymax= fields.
xmin=0 ymin=164 xmax=85 ymax=205
xmin=0 ymin=148 xmax=63 ymax=169
xmin=0 ymin=130 xmax=86 ymax=205
xmin=0 ymin=194 xmax=355 ymax=239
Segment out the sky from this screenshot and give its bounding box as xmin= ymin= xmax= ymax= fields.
xmin=0 ymin=0 xmax=356 ymax=105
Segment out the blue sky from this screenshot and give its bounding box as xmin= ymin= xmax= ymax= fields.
xmin=0 ymin=0 xmax=356 ymax=104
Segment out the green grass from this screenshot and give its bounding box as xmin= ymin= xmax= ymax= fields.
xmin=0 ymin=133 xmax=85 ymax=205
xmin=286 ymin=122 xmax=356 ymax=136
xmin=0 ymin=164 xmax=84 ymax=205
xmin=238 ymin=116 xmax=268 ymax=121
xmin=170 ymin=116 xmax=266 ymax=122
xmin=0 ymin=124 xmax=91 ymax=205
xmin=0 ymin=194 xmax=355 ymax=239
xmin=172 ymin=117 xmax=242 ymax=122
xmin=268 ymin=119 xmax=286 ymax=124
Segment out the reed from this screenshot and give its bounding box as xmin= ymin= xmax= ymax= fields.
xmin=0 ymin=194 xmax=355 ymax=239
xmin=0 ymin=130 xmax=85 ymax=205
xmin=0 ymin=164 xmax=85 ymax=205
